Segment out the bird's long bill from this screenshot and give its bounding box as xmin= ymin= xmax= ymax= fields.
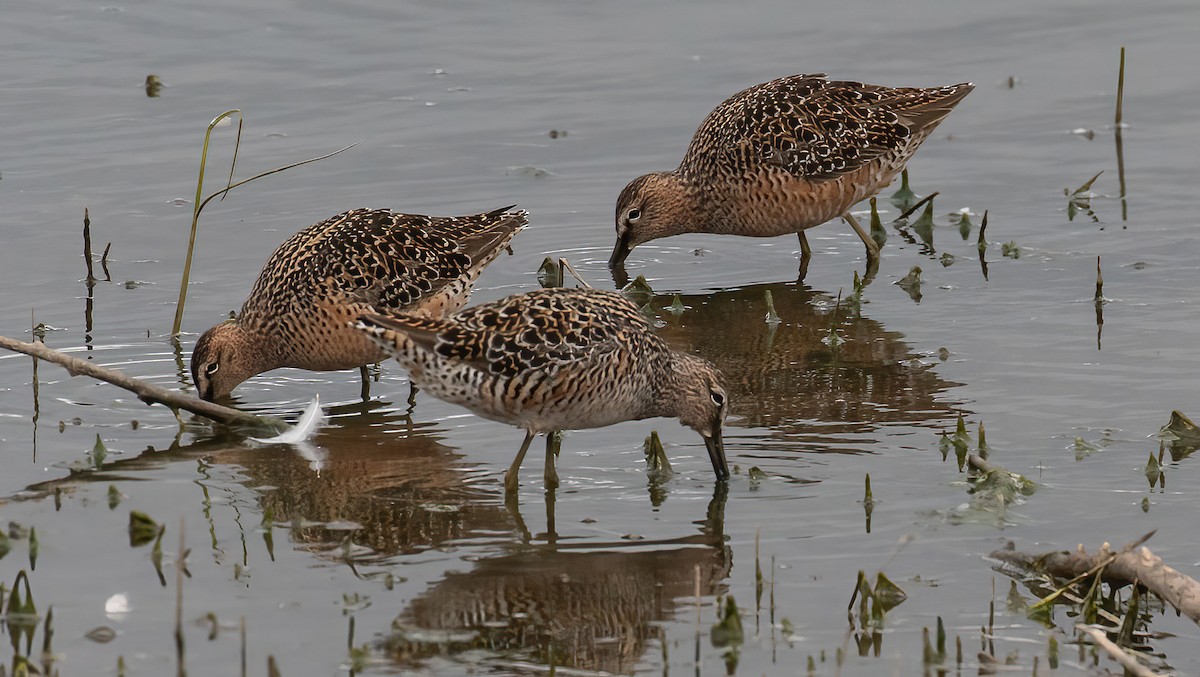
xmin=704 ymin=426 xmax=729 ymax=481
xmin=607 ymin=233 xmax=631 ymax=269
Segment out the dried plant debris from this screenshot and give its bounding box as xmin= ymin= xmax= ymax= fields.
xmin=991 ymin=531 xmax=1200 ymax=632
xmin=911 ymin=200 xmax=935 ymax=249
xmin=895 ymin=266 xmax=922 ymax=303
xmin=844 ymin=270 xmax=866 ymax=318
xmin=1144 ymin=452 xmax=1163 ymax=487
xmin=763 ymin=290 xmax=781 ymax=325
xmin=937 ymin=420 xmax=1036 ymax=524
xmin=666 ymin=294 xmax=687 ymax=316
xmin=643 ymin=430 xmax=672 ymax=475
xmin=506 ymin=165 xmax=553 ymax=178
xmin=1066 ymin=171 xmax=1103 ymax=223
xmin=1072 ymin=436 xmax=1102 ymax=461
xmin=939 ymin=415 xmax=972 ymax=467
xmin=953 ymin=209 xmax=973 ymax=240
xmin=966 ymin=454 xmax=1037 ymax=517
xmin=128 ymin=511 xmax=163 ymax=548
xmin=711 ymin=595 xmax=744 ymax=647
xmin=144 ymin=74 xmax=163 ymax=97
xmin=849 ymin=569 xmax=907 ymax=643
xmin=620 ymin=274 xmax=655 ymax=306
xmin=1158 ymin=410 xmax=1200 ymax=456
xmin=868 ymin=197 xmax=887 ymax=248
xmin=890 ymin=169 xmax=918 ymax=212
xmin=536 ymin=257 xmax=563 ymax=288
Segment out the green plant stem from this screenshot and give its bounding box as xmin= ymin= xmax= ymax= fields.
xmin=173 ymin=110 xmax=243 ymax=337
xmin=1114 ymin=46 xmax=1125 ymax=127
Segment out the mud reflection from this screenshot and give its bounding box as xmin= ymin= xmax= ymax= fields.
xmin=654 ymin=282 xmax=963 ymax=440
xmin=386 ymin=485 xmax=730 ymax=674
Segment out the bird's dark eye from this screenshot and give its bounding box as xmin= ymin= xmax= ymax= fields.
xmin=627 ymin=208 xmax=641 ymax=222
xmin=710 ymin=390 xmax=725 ymax=406
xmin=205 ymin=362 xmax=220 ymax=376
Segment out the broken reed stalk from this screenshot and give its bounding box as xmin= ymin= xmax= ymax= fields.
xmin=896 ymin=191 xmax=940 ymax=222
xmin=557 ymin=257 xmax=592 ymax=289
xmin=1114 ymin=46 xmax=1126 ymax=128
xmin=240 ymin=616 xmax=247 ymax=677
xmin=1077 ymin=625 xmax=1161 ymax=677
xmin=693 ymin=563 xmax=703 ymax=667
xmin=175 ymin=518 xmax=186 ymax=677
xmin=101 ymin=242 xmax=113 ymax=282
xmin=169 ymin=108 xmax=357 ymax=336
xmin=83 ymin=207 xmax=96 ymax=285
xmin=1095 ymin=255 xmax=1104 ymax=301
xmin=0 ymin=334 xmax=269 ymax=429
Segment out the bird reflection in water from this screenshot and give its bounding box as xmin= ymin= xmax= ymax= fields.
xmin=386 ymin=484 xmax=730 ymax=674
xmin=216 ymin=402 xmax=515 ymax=559
xmin=653 ymin=281 xmax=963 ymax=445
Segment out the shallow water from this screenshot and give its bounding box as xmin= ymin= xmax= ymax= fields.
xmin=3 ymin=0 xmax=1200 ymax=674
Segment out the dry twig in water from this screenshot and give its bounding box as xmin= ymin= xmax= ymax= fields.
xmin=0 ymin=335 xmax=269 ymax=429
xmin=991 ymin=532 xmax=1200 ymax=624
xmin=1077 ymin=624 xmax=1162 ymax=677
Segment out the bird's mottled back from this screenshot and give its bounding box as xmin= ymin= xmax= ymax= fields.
xmin=679 ymin=74 xmax=973 ymax=184
xmin=241 ymin=207 xmax=526 ymax=324
xmin=406 ymin=288 xmax=653 ymax=378
xmin=190 ymin=206 xmax=526 ymax=400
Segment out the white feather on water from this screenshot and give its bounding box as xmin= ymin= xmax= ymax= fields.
xmin=250 ymin=395 xmax=325 ymax=444
xmin=249 ymin=395 xmax=328 ymax=473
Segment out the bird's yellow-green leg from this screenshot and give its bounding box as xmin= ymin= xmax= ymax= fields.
xmin=797 ymin=231 xmax=813 ymax=281
xmin=544 ymin=430 xmax=562 ymax=490
xmin=506 ymin=430 xmax=536 ymax=493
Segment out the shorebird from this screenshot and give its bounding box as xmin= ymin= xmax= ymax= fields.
xmin=355 ymin=287 xmax=729 ymax=492
xmin=191 ymin=206 xmax=526 ymax=401
xmin=609 ymin=73 xmax=973 ymax=279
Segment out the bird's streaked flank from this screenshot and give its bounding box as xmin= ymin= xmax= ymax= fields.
xmin=356 ymin=287 xmax=729 ymax=492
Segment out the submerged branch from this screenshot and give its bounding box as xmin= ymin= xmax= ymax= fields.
xmin=895 ymin=191 xmax=940 ymax=222
xmin=0 ymin=335 xmax=269 ymax=429
xmin=990 ymin=532 xmax=1200 ymax=624
xmin=1077 ymin=625 xmax=1163 ymax=677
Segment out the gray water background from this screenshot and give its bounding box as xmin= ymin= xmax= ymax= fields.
xmin=3 ymin=0 xmax=1200 ymax=674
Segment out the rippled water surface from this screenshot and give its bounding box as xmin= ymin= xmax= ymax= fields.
xmin=3 ymin=0 xmax=1200 ymax=674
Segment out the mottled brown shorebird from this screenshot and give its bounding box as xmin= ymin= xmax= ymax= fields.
xmin=355 ymin=287 xmax=729 ymax=492
xmin=609 ymin=73 xmax=974 ymax=279
xmin=191 ymin=206 xmax=527 ymax=401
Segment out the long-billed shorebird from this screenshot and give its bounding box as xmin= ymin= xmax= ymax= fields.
xmin=191 ymin=206 xmax=527 ymax=401
xmin=355 ymin=287 xmax=729 ymax=492
xmin=609 ymin=73 xmax=973 ymax=279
